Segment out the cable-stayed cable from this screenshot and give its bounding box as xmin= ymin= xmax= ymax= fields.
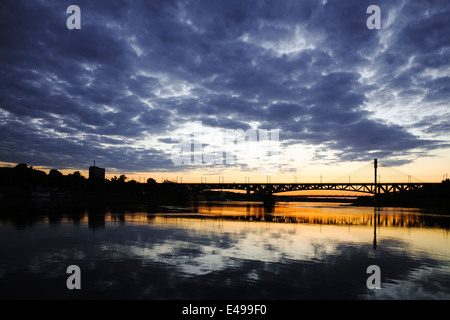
xmin=377 ymin=162 xmax=422 ymax=183
xmin=329 ymin=160 xmax=421 ymax=183
xmin=330 ymin=162 xmax=375 ymax=183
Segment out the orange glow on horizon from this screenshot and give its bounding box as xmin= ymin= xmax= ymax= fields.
xmin=1 ymin=154 xmax=448 ymax=184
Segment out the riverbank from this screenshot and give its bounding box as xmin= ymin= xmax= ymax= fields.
xmin=1 ymin=181 xmax=449 ymax=212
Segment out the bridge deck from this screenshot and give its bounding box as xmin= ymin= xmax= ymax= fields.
xmin=169 ymin=182 xmax=441 ymax=195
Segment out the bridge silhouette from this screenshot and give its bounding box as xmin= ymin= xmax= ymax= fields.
xmin=178 ymin=181 xmax=437 ymax=195
xmin=168 ymin=159 xmax=441 ymax=201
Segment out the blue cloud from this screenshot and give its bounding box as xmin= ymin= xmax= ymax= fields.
xmin=0 ymin=0 xmax=449 ymax=172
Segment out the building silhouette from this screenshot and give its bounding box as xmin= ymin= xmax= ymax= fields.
xmin=89 ymin=161 xmax=105 ymax=181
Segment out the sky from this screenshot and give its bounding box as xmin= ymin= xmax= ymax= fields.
xmin=1 ymin=0 xmax=449 ymax=182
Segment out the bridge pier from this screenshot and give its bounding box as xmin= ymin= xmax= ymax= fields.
xmin=263 ymin=194 xmax=275 ymax=206
xmin=263 ymin=185 xmax=275 ymax=207
xmin=189 ymin=191 xmax=199 ymax=203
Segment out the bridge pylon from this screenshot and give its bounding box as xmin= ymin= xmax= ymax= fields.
xmin=374 ymin=158 xmax=378 ymax=204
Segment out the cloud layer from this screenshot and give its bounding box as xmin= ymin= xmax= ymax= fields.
xmin=1 ymin=0 xmax=449 ymax=172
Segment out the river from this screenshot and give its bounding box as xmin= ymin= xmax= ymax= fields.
xmin=0 ymin=201 xmax=449 ymax=299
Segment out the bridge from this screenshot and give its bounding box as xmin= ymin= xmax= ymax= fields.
xmin=161 ymin=159 xmax=445 ymax=205
xmin=176 ymin=181 xmax=440 ymax=195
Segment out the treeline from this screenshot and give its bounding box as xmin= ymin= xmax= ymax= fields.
xmin=0 ymin=163 xmax=86 ymax=189
xmin=0 ymin=163 xmax=157 ymax=189
xmin=0 ymin=163 xmax=189 ymax=205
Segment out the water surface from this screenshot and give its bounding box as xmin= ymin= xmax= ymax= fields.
xmin=0 ymin=201 xmax=449 ymax=299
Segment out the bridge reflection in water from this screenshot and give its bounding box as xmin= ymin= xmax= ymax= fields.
xmin=162 ymin=202 xmax=449 ymax=252
xmin=185 ymin=202 xmax=449 ymax=230
xmin=41 ymin=201 xmax=448 ymax=233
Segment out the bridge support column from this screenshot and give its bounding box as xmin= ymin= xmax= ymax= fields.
xmin=263 ymin=195 xmax=275 ymax=206
xmin=189 ymin=191 xmax=199 ymax=203
xmin=263 ymin=185 xmax=275 ymax=207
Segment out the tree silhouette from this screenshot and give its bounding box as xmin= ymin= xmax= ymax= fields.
xmin=49 ymin=169 xmax=62 ymax=176
xmin=14 ymin=163 xmax=29 ymax=171
xmin=48 ymin=169 xmax=64 ymax=186
xmin=11 ymin=163 xmax=46 ymax=187
xmin=67 ymin=171 xmax=86 ymax=187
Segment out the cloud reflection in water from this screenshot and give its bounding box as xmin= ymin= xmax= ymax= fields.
xmin=0 ymin=202 xmax=449 ymax=299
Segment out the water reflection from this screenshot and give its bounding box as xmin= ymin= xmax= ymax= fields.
xmin=194 ymin=202 xmax=450 ymax=230
xmin=374 ymin=208 xmax=378 ymax=250
xmin=1 ymin=201 xmax=450 ymax=231
xmin=0 ymin=201 xmax=449 ymax=299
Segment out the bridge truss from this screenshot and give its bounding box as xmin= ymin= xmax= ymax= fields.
xmin=176 ymin=182 xmax=440 ymax=195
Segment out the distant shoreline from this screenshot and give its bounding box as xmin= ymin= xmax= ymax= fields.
xmin=1 ymin=189 xmax=449 ymax=213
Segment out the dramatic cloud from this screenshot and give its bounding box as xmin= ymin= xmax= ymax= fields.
xmin=1 ymin=0 xmax=449 ymax=173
